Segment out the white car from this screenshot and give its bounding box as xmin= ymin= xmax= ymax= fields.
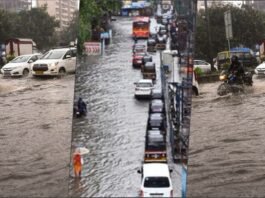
xmin=138 ymin=163 xmax=173 ymax=197
xmin=134 ymin=79 xmax=154 ymax=99
xmin=32 ymin=47 xmax=76 ymax=76
xmin=254 ymin=61 xmax=265 ymax=76
xmin=1 ymin=53 xmax=41 ymax=77
xmin=194 ymin=60 xmax=217 ymax=73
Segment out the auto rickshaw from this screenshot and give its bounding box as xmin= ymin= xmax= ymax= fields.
xmin=147 ymin=39 xmax=156 ymax=52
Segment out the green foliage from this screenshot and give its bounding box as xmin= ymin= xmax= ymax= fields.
xmin=77 ymin=0 xmax=122 ymax=54
xmin=195 ymin=4 xmax=265 ymax=63
xmin=194 ymin=67 xmax=204 ymax=76
xmin=0 ymin=7 xmax=59 ymax=50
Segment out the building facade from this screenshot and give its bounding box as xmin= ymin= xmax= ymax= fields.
xmin=36 ymin=0 xmax=79 ymax=31
xmin=0 ymin=0 xmax=32 ymax=12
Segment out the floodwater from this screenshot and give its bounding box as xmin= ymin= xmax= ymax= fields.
xmin=0 ymin=75 xmax=74 ymax=197
xmin=187 ymin=76 xmax=265 ymax=197
xmin=69 ymin=17 xmax=181 ymax=197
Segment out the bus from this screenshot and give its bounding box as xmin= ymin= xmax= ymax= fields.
xmin=132 ymin=17 xmax=150 ymax=39
xmin=216 ymin=48 xmax=258 ymax=72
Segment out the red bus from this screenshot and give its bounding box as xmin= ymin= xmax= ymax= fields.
xmin=132 ymin=17 xmax=150 ymax=39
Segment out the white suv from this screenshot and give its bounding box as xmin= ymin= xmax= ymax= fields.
xmin=138 ymin=163 xmax=173 ymax=197
xmin=32 ymin=47 xmax=76 ymax=76
xmin=1 ymin=53 xmax=41 ymax=77
xmin=134 ymin=79 xmax=154 ymax=99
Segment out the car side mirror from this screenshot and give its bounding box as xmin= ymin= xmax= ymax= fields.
xmin=137 ymin=169 xmax=142 ymax=174
xmin=65 ymin=55 xmax=71 ymax=59
xmin=28 ymin=60 xmax=33 ymax=63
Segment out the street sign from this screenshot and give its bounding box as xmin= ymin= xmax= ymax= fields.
xmin=100 ymin=32 xmax=109 ymax=39
xmin=84 ymin=42 xmax=101 ymax=55
xmin=224 ymin=10 xmax=233 ymax=39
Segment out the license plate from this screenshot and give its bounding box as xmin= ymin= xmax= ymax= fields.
xmin=35 ymin=71 xmax=43 ymax=75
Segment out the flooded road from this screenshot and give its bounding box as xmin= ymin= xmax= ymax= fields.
xmin=187 ymin=77 xmax=265 ymax=197
xmin=0 ymin=75 xmax=74 ymax=197
xmin=69 ymin=17 xmax=181 ymax=197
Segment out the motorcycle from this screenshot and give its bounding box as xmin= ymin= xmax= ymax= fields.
xmin=217 ymin=70 xmax=253 ymax=96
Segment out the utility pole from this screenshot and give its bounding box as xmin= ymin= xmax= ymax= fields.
xmin=204 ymin=0 xmax=214 ymax=71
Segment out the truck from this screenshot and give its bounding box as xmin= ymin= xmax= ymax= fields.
xmin=5 ymin=38 xmax=37 ymax=57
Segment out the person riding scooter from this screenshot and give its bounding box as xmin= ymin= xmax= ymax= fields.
xmin=78 ymin=97 xmax=87 ymax=116
xmin=227 ymin=55 xmax=245 ymax=84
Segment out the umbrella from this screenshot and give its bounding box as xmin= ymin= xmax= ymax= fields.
xmin=74 ymin=147 xmax=90 ymax=155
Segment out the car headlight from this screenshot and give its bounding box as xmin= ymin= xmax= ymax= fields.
xmin=219 ymin=75 xmax=226 ymax=80
xmin=49 ymin=62 xmax=59 ymax=67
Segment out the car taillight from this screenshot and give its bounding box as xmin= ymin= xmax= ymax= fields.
xmin=140 ymin=190 xmax=144 ymax=197
xmin=170 ymin=190 xmax=173 ymax=197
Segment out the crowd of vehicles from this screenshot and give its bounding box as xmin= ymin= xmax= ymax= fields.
xmin=132 ymin=6 xmax=175 ymax=197
xmin=1 ymin=47 xmax=77 ymax=78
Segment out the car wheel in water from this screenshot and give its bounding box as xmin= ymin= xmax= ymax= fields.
xmin=58 ymin=68 xmax=66 ymax=77
xmin=22 ymin=69 xmax=29 ymax=77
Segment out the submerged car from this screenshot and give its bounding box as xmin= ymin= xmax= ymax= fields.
xmin=1 ymin=53 xmax=41 ymax=77
xmin=134 ymin=79 xmax=154 ymax=99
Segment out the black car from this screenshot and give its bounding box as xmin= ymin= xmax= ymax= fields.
xmin=147 ymin=38 xmax=156 ymax=52
xmin=147 ymin=113 xmax=166 ymax=131
xmin=149 ymin=99 xmax=165 ymax=113
xmin=151 ymin=88 xmax=164 ymax=100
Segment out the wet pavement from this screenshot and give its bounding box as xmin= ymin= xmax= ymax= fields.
xmin=69 ymin=17 xmax=181 ymax=197
xmin=0 ymin=75 xmax=74 ymax=197
xmin=187 ymin=76 xmax=265 ymax=197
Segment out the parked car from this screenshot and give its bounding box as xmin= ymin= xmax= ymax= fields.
xmin=147 ymin=39 xmax=156 ymax=52
xmin=151 ymin=88 xmax=164 ymax=100
xmin=32 ymin=47 xmax=76 ymax=77
xmin=147 ymin=113 xmax=166 ymax=131
xmin=254 ymin=61 xmax=265 ymax=76
xmin=1 ymin=53 xmax=42 ymax=77
xmin=133 ymin=44 xmax=146 ymax=54
xmin=134 ymin=79 xmax=154 ymax=99
xmin=137 ymin=163 xmax=173 ymax=197
xmin=194 ymin=60 xmax=212 ymax=73
xmin=133 ymin=52 xmax=151 ymax=68
xmin=149 ymin=99 xmax=165 ymax=113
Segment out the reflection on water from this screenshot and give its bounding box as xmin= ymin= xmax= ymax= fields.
xmin=187 ymin=77 xmax=265 ymax=197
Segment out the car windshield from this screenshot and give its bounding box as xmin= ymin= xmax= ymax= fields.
xmin=10 ymin=55 xmax=31 ymax=63
xmin=137 ymin=83 xmax=152 ymax=87
xmin=42 ymin=50 xmax=66 ymax=59
xmin=144 ymin=177 xmax=170 ymax=188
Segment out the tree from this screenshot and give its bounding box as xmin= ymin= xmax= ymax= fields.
xmin=16 ymin=6 xmax=59 ymax=50
xmin=195 ymin=4 xmax=265 ymax=62
xmin=0 ymin=10 xmax=18 ymax=43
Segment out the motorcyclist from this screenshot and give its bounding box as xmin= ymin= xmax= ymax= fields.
xmin=227 ymin=55 xmax=245 ymax=83
xmin=77 ymin=97 xmax=87 ymax=116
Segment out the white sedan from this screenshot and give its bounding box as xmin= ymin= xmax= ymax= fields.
xmin=194 ymin=60 xmax=217 ymax=73
xmin=254 ymin=61 xmax=265 ymax=76
xmin=1 ymin=53 xmax=41 ymax=77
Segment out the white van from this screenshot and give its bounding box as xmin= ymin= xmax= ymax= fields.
xmin=32 ymin=47 xmax=76 ymax=76
xmin=138 ymin=163 xmax=173 ymax=197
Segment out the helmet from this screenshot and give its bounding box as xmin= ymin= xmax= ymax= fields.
xmin=231 ymin=55 xmax=238 ymax=64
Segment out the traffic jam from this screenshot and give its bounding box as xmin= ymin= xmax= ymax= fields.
xmin=131 ymin=2 xmax=182 ymax=197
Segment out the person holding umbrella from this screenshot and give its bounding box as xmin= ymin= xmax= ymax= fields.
xmin=73 ymin=147 xmax=89 ymax=177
